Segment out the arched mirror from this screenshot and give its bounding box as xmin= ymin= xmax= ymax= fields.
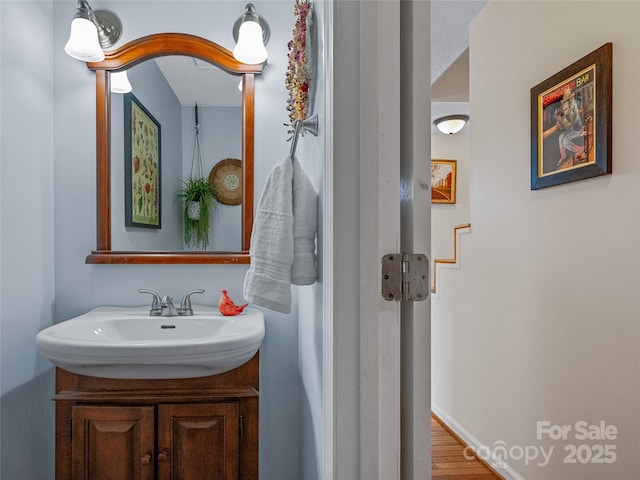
xmin=85 ymin=33 xmax=264 ymax=264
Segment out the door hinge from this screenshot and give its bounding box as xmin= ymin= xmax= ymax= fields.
xmin=68 ymin=418 xmax=73 ymax=440
xmin=381 ymin=253 xmax=429 ymax=301
xmin=239 ymin=415 xmax=244 ymax=438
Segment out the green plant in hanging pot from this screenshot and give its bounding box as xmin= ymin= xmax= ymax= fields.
xmin=175 ymin=176 xmax=219 ymax=250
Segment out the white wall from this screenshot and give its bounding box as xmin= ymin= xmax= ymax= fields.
xmin=431 ymin=104 xmax=471 ymax=280
xmin=432 ymin=1 xmax=640 ymax=479
xmin=0 ymin=1 xmax=56 ymax=477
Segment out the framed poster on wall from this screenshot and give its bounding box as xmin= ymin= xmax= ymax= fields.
xmin=530 ymin=43 xmax=612 ymax=190
xmin=431 ymin=159 xmax=457 ymax=204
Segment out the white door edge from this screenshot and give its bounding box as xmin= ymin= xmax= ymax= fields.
xmin=322 ymin=0 xmax=335 ymax=478
xmin=327 ymin=1 xmax=431 ymax=479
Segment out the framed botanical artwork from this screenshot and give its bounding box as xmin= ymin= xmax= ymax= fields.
xmin=124 ymin=93 xmax=161 ymax=228
xmin=531 ymin=43 xmax=612 ymax=190
xmin=431 ymin=159 xmax=457 ymax=204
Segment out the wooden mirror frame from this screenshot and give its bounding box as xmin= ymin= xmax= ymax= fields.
xmin=85 ymin=33 xmax=264 ymax=264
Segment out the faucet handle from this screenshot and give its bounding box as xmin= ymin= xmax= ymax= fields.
xmin=138 ymin=289 xmax=162 ymax=316
xmin=179 ymin=289 xmax=205 ymax=316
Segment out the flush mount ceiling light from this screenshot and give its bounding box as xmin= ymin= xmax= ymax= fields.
xmin=232 ymin=3 xmax=270 ymax=64
xmin=64 ymin=0 xmax=122 ymax=62
xmin=434 ymin=115 xmax=469 ymax=135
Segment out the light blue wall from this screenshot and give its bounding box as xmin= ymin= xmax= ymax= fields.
xmin=52 ymin=1 xmax=303 ymax=478
xmin=1 ymin=1 xmax=56 ymax=477
xmin=111 ymin=59 xmax=184 ymax=250
xmin=181 ymin=105 xmax=242 ymax=251
xmin=1 ymin=1 xmax=325 ymax=479
xmin=296 ymin=2 xmax=326 ymax=479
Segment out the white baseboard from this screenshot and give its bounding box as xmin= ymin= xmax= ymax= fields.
xmin=431 ymin=404 xmax=526 ymax=480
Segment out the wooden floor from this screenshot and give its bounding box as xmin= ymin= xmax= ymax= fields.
xmin=431 ymin=414 xmax=503 ymax=479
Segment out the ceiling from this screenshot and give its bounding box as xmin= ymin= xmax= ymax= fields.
xmin=430 ymin=0 xmax=489 ymax=131
xmin=150 ymin=1 xmax=488 ymax=110
xmin=432 ymin=48 xmax=470 ymax=103
xmin=431 ymin=0 xmax=489 ymax=87
xmin=154 ymin=56 xmax=242 ymax=107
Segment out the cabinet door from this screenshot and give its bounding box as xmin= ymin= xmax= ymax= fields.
xmin=157 ymin=403 xmax=239 ymax=480
xmin=71 ymin=405 xmax=155 ymax=480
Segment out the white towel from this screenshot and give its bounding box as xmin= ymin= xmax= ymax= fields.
xmin=291 ymin=157 xmax=318 ymax=285
xmin=243 ymin=158 xmax=294 ymax=314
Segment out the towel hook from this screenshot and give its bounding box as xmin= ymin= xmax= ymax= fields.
xmin=289 ymin=114 xmax=319 ymax=157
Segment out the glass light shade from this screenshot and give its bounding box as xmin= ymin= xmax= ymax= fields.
xmin=233 ymin=21 xmax=268 ymax=64
xmin=110 ymin=71 xmax=132 ymax=94
xmin=434 ymin=115 xmax=469 ymax=135
xmin=64 ymin=17 xmax=105 ymax=62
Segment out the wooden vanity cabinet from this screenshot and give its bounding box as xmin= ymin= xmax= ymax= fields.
xmin=54 ymin=354 xmax=259 ymax=480
xmin=70 ymin=405 xmax=154 ymax=479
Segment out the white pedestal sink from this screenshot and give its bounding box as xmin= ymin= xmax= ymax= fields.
xmin=36 ymin=305 xmax=265 ymax=379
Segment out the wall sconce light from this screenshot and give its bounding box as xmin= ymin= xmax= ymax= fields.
xmin=64 ymin=0 xmax=122 ymax=62
xmin=110 ymin=71 xmax=132 ymax=94
xmin=434 ymin=115 xmax=469 ymax=135
xmin=232 ymin=3 xmax=270 ymax=64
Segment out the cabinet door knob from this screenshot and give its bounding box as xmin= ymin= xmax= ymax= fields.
xmin=157 ymin=452 xmax=168 ymax=462
xmin=141 ymin=454 xmax=151 ymax=465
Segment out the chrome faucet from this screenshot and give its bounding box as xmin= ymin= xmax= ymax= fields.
xmin=160 ymin=296 xmax=179 ymax=316
xmin=138 ymin=289 xmax=205 ymax=316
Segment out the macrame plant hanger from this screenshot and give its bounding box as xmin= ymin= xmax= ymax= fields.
xmin=191 ymin=104 xmax=205 ymax=179
xmin=186 ymin=104 xmax=206 ymax=221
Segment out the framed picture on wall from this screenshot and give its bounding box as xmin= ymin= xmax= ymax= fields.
xmin=530 ymin=43 xmax=612 ymax=190
xmin=431 ymin=159 xmax=457 ymax=204
xmin=124 ymin=93 xmax=161 ymax=228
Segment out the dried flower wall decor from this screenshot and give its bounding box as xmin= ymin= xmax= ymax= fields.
xmin=285 ymin=0 xmax=314 ymax=132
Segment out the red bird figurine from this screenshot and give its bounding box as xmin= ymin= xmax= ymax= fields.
xmin=218 ymin=290 xmax=248 ymax=316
